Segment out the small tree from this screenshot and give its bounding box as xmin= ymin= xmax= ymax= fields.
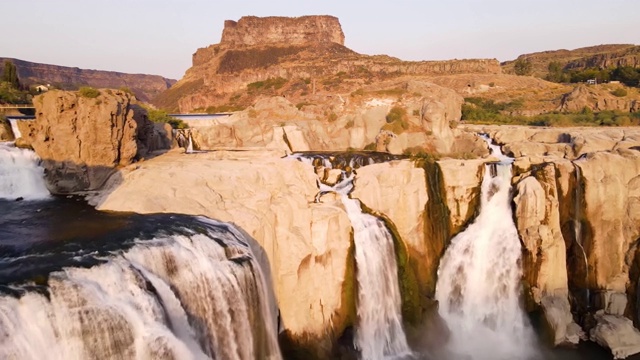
xmin=514 ymin=58 xmax=533 ymax=76
xmin=2 ymin=60 xmax=20 ymax=89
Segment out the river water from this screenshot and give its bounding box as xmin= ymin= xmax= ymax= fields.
xmin=1 ymin=141 xmax=638 ymax=359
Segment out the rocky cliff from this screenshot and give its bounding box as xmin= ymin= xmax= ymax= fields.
xmin=0 ymin=57 xmax=176 ymax=102
xmin=501 ymin=44 xmax=639 ymax=77
xmin=23 ymin=89 xmax=172 ymax=193
xmin=153 ymin=15 xmax=501 ymax=112
xmin=220 ymin=15 xmax=344 ymax=47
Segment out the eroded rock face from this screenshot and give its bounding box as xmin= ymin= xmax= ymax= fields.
xmin=559 ymin=84 xmax=638 ymax=113
xmin=25 ymin=90 xmax=169 ymax=193
xmin=513 ymin=166 xmax=581 ymax=345
xmin=94 ymin=151 xmax=355 ymax=357
xmin=0 ymin=119 xmax=12 ymax=141
xmin=220 ymin=16 xmax=345 ymax=47
xmin=0 ymin=57 xmax=175 ymax=103
xmin=576 ymin=150 xmax=640 ymax=293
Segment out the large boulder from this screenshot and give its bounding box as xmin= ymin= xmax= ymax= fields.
xmin=24 ymin=89 xmax=168 ymax=193
xmin=590 ymin=311 xmax=640 ymax=359
xmin=94 ymin=150 xmax=355 ymax=357
xmin=0 ymin=118 xmax=12 ymax=141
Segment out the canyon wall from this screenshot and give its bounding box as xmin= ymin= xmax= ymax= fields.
xmin=0 ymin=57 xmax=176 ymax=102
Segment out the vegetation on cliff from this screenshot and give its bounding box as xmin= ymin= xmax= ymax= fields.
xmin=546 ymin=64 xmax=640 ymax=86
xmin=462 ymin=96 xmax=640 ymax=126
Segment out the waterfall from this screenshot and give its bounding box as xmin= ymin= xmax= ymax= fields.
xmin=186 ymin=130 xmax=194 ymax=154
xmin=573 ymin=163 xmax=590 ymax=306
xmin=0 ymin=217 xmax=282 ymax=360
xmin=0 ymin=142 xmax=50 ymax=200
xmin=290 ymin=153 xmax=411 ymax=359
xmin=435 ymin=136 xmax=537 ymax=359
xmin=8 ymin=118 xmax=22 ymax=139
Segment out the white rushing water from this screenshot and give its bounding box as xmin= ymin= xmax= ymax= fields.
xmin=291 ymin=154 xmax=410 ymax=360
xmin=0 ymin=142 xmax=50 ymax=200
xmin=8 ymin=118 xmax=22 ymax=139
xmin=0 ymin=220 xmax=282 ymax=360
xmin=186 ymin=131 xmax=194 ymax=154
xmin=435 ymin=137 xmax=537 ymax=359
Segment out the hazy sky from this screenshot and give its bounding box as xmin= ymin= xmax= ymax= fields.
xmin=2 ymin=0 xmax=638 ymax=79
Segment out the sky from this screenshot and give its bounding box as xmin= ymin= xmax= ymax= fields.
xmin=2 ymin=0 xmax=638 ymax=80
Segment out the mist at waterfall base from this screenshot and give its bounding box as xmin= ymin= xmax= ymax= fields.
xmin=0 ymin=197 xmax=281 ymax=360
xmin=435 ymin=163 xmax=539 ymax=359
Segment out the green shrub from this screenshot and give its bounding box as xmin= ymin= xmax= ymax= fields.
xmin=146 ymin=108 xmax=188 ymax=129
xmin=386 ymin=106 xmax=407 ymax=123
xmin=247 ymin=77 xmax=288 ymax=92
xmin=327 ymin=112 xmax=338 ymax=122
xmin=514 ymin=58 xmax=532 ymax=76
xmin=611 ymin=88 xmax=628 ymax=97
xmin=78 ymin=87 xmax=100 ymax=98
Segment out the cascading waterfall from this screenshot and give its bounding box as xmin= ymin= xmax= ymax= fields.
xmin=290 ymin=153 xmax=411 ymax=359
xmin=8 ymin=118 xmax=22 ymax=139
xmin=435 ymin=136 xmax=537 ymax=359
xmin=0 ymin=142 xmax=50 ymax=200
xmin=0 ymin=216 xmax=282 ymax=360
xmin=186 ymin=130 xmax=194 ymax=154
xmin=572 ymin=163 xmax=590 ymax=306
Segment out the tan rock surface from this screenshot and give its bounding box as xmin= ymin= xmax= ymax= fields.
xmin=24 ymin=89 xmax=168 ymax=193
xmin=437 ymin=158 xmax=485 ymax=235
xmin=591 ymin=311 xmax=640 ymax=359
xmin=559 ymin=84 xmax=638 ymax=113
xmin=576 ymin=150 xmax=640 ymax=292
xmin=514 ymin=166 xmax=580 ymax=345
xmin=0 ymin=119 xmax=12 ymax=141
xmin=95 ymin=150 xmax=355 ymax=346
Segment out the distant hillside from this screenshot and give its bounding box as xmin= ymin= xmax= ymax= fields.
xmin=0 ymin=57 xmax=176 ymax=102
xmin=501 ymin=44 xmax=639 ymax=77
xmin=154 ymin=15 xmax=501 ymax=112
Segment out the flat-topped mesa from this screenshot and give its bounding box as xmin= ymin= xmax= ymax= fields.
xmin=220 ymin=15 xmax=345 ymax=47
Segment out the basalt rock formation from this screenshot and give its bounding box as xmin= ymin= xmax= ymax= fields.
xmin=501 ymin=44 xmax=639 ymax=78
xmin=23 ymin=89 xmax=172 ymax=193
xmin=154 ymin=15 xmax=501 ymax=112
xmin=0 ymin=57 xmax=176 ymax=102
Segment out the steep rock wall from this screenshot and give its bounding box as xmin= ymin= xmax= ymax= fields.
xmin=24 ymin=90 xmax=170 ymax=193
xmin=220 ymin=16 xmax=345 ymax=47
xmin=0 ymin=57 xmax=176 ymax=102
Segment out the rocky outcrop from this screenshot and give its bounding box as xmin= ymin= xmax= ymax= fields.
xmin=220 ymin=16 xmax=344 ymax=47
xmin=94 ymin=150 xmax=355 ymax=357
xmin=0 ymin=118 xmax=12 ymax=141
xmin=155 ymin=15 xmax=501 ymax=112
xmin=501 ymin=44 xmax=637 ymax=78
xmin=591 ymin=311 xmax=640 ymax=360
xmin=0 ymin=57 xmax=176 ymax=103
xmin=576 ymin=150 xmax=640 ymax=293
xmin=513 ymin=165 xmax=582 ymax=345
xmin=559 ymin=85 xmax=638 ymax=113
xmin=565 ymin=46 xmax=640 ymax=71
xmin=24 ymin=89 xmax=171 ymax=193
